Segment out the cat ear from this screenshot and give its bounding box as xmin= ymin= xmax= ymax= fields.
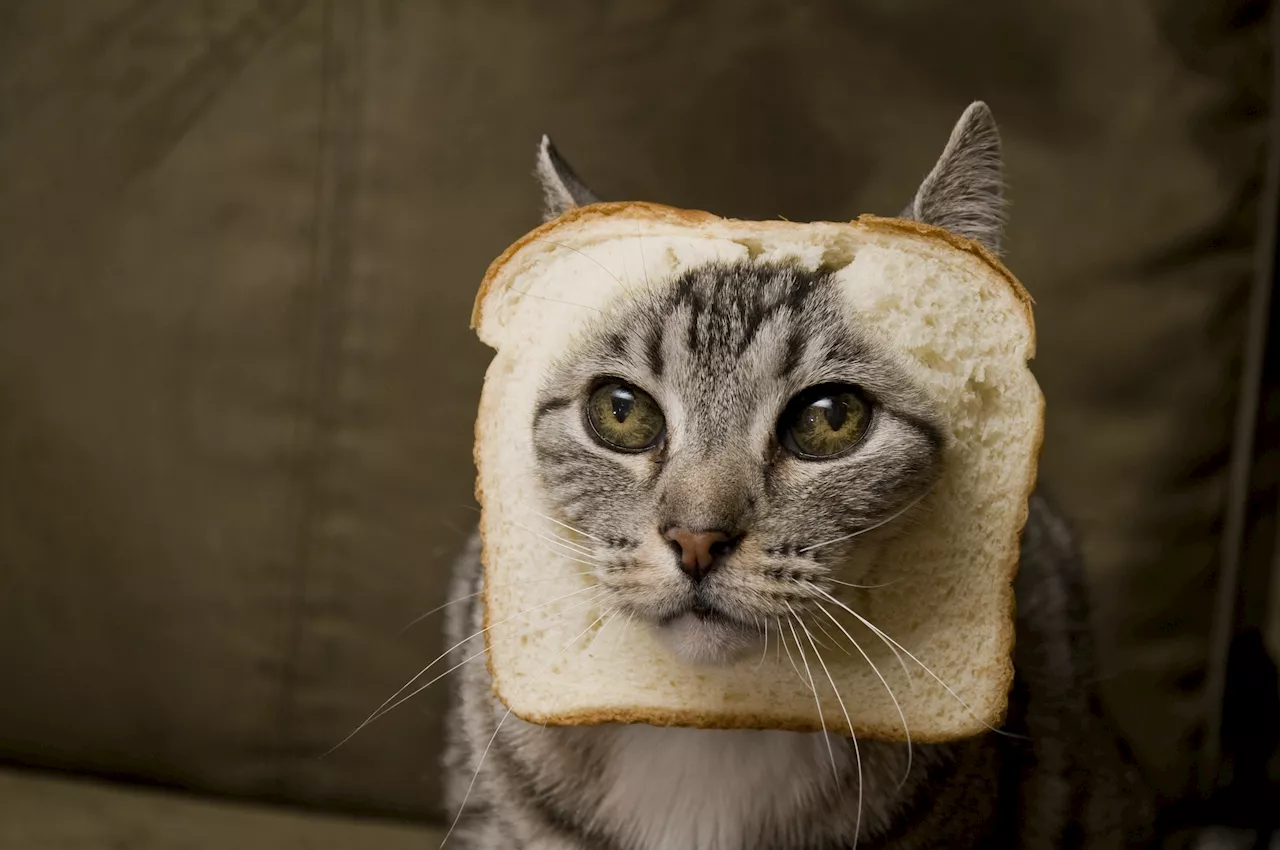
xmin=535 ymin=135 xmax=601 ymax=221
xmin=900 ymin=101 xmax=1005 ymax=256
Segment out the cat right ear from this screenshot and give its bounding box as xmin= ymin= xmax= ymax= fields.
xmin=535 ymin=135 xmax=601 ymax=221
xmin=900 ymin=102 xmax=1005 ymax=256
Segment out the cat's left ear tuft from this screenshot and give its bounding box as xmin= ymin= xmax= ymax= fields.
xmin=535 ymin=135 xmax=601 ymax=222
xmin=900 ymin=102 xmax=1005 ymax=256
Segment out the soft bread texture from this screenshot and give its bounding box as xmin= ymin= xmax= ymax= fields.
xmin=471 ymin=202 xmax=1042 ymax=741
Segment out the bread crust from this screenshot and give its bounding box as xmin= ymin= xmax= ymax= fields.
xmin=471 ymin=202 xmax=1043 ymax=740
xmin=472 ymin=202 xmax=1034 ymax=355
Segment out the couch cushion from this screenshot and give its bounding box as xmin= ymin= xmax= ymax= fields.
xmin=0 ymin=768 xmax=444 ymax=850
xmin=0 ymin=0 xmax=1267 ymax=816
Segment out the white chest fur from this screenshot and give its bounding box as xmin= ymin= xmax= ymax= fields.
xmin=594 ymin=725 xmax=845 ymax=850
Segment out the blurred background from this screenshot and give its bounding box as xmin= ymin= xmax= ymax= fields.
xmin=0 ymin=1 xmax=1277 ymax=848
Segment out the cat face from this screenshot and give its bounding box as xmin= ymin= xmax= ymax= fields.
xmin=530 ymin=259 xmax=947 ymax=664
xmin=527 ymin=102 xmax=1003 ymax=665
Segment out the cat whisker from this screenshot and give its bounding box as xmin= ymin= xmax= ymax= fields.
xmin=539 ymin=605 xmax=621 ymax=735
xmin=530 ymin=510 xmax=606 ymax=543
xmin=531 ymin=545 xmax=604 ymax=570
xmin=829 ymin=578 xmax=902 ymax=590
xmin=584 ymin=606 xmax=621 ymax=656
xmin=614 ymin=611 xmax=637 ymax=654
xmin=398 ymin=570 xmax=597 ymax=634
xmin=370 ymin=592 xmax=603 ymax=735
xmin=799 ymin=492 xmax=929 ymax=554
xmin=513 ymin=520 xmax=601 ymax=559
xmin=442 ymin=605 xmax=615 ymax=849
xmin=506 ymin=286 xmax=602 ymax=313
xmin=815 ymin=587 xmax=1023 ymax=739
xmin=777 ymin=617 xmax=804 ymax=684
xmin=635 ymin=224 xmax=652 ymax=291
xmin=757 ymin=618 xmax=771 ymax=668
xmin=521 ymin=531 xmax=607 ymax=569
xmin=811 ymin=612 xmax=852 ymax=656
xmin=785 ymin=614 xmax=837 ymax=782
xmin=326 ymin=586 xmax=601 ymax=754
xmin=815 ymin=588 xmax=913 ymax=686
xmin=814 ymin=601 xmax=913 ymax=790
xmin=787 ymin=605 xmax=862 ymax=849
xmin=531 ymin=238 xmax=627 ymax=291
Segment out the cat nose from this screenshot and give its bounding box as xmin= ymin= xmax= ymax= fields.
xmin=663 ymin=527 xmax=741 ymax=581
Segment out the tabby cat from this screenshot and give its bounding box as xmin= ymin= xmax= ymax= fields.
xmin=442 ymin=103 xmax=1155 ymax=849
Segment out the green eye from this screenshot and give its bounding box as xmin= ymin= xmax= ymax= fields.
xmin=780 ymin=385 xmax=871 ymax=459
xmin=586 ymin=381 xmax=665 ymax=451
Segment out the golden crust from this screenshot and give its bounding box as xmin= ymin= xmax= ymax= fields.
xmin=471 ymin=201 xmax=1042 ymax=741
xmin=497 ymin=702 xmax=998 ymax=743
xmin=471 ymin=202 xmax=719 ymax=329
xmin=472 ymin=202 xmax=1036 ymax=357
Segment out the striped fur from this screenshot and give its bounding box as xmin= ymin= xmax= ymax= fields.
xmin=441 ymin=102 xmax=1155 ymax=847
xmin=444 ymin=496 xmax=1154 ymax=848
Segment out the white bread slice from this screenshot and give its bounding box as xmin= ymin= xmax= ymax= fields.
xmin=471 ymin=202 xmax=1042 ymax=741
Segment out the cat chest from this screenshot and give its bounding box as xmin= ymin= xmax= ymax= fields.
xmin=593 ymin=725 xmax=842 ymax=850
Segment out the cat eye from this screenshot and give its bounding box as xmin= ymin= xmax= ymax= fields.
xmin=778 ymin=384 xmax=872 ymax=459
xmin=586 ymin=381 xmax=665 ymax=452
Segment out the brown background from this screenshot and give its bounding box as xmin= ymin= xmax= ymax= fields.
xmin=0 ymin=0 xmax=1272 ymax=837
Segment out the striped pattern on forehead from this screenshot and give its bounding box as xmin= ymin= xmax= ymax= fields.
xmin=634 ymin=260 xmax=869 ymax=389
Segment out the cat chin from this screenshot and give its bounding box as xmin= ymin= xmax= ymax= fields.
xmin=654 ymin=612 xmax=758 ymax=667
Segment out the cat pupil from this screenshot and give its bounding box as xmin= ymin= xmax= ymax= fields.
xmin=817 ymin=397 xmax=847 ymax=431
xmin=611 ymin=389 xmax=634 ymax=423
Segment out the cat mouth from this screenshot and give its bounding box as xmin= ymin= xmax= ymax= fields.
xmin=656 ymin=595 xmax=738 ymax=626
xmin=690 ymin=599 xmax=732 ymax=623
xmin=651 ymin=596 xmax=758 ymax=665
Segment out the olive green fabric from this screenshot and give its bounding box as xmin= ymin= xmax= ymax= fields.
xmin=0 ymin=0 xmax=1267 ymax=822
xmin=0 ymin=768 xmax=444 ymax=849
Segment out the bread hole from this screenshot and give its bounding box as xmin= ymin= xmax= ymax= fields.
xmin=818 ymin=239 xmax=857 ymax=272
xmin=734 ymin=238 xmax=766 ymax=259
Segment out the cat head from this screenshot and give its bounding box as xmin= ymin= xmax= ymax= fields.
xmin=529 ymin=103 xmax=1003 ymax=665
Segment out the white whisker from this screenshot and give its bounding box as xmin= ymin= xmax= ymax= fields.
xmin=785 ymin=615 xmax=837 ymax=780
xmin=507 ymin=286 xmax=601 ymax=313
xmin=829 ymin=578 xmax=901 ymax=590
xmin=513 ymin=520 xmax=599 ymax=558
xmin=530 ymin=238 xmax=626 ymax=290
xmin=327 ymin=586 xmax=600 ymax=754
xmin=815 ymin=601 xmax=913 ymax=790
xmin=816 ymin=588 xmax=1020 ymax=739
xmin=812 ymin=614 xmax=852 ymax=656
xmin=531 ymin=510 xmax=605 ymax=543
xmin=614 ymin=611 xmax=637 ymax=653
xmin=398 ymin=571 xmax=596 ymax=634
xmin=442 ymin=605 xmax=613 ymax=848
xmin=815 ymin=588 xmax=913 ymax=685
xmin=788 ymin=606 xmax=862 ymax=849
xmin=527 ymin=539 xmax=606 ymax=570
xmin=371 ymin=592 xmax=603 ymax=733
xmin=541 ymin=606 xmax=620 ymax=735
xmin=635 ymin=224 xmax=652 ymax=291
xmin=800 ymin=492 xmax=929 ymax=554
xmin=584 ymin=606 xmax=620 ymax=655
xmin=775 ymin=617 xmax=783 ymax=666
xmin=777 ymin=617 xmax=804 ymax=683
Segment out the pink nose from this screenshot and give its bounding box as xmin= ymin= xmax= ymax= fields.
xmin=663 ymin=527 xmax=738 ymax=581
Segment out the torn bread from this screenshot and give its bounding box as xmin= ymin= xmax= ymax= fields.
xmin=471 ymin=202 xmax=1042 ymax=741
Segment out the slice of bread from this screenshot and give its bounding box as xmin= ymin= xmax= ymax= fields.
xmin=471 ymin=202 xmax=1042 ymax=741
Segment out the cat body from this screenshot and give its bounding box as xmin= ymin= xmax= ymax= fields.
xmin=442 ymin=103 xmax=1155 ymax=849
xmin=444 ymin=498 xmax=1150 ymax=849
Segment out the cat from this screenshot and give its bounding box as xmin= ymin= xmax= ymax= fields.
xmin=441 ymin=102 xmax=1156 ymax=849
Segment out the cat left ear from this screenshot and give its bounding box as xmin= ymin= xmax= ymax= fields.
xmin=900 ymin=101 xmax=1005 ymax=256
xmin=535 ymin=135 xmax=601 ymax=221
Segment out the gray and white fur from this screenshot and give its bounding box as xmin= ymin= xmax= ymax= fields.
xmin=443 ymin=102 xmax=1155 ymax=849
